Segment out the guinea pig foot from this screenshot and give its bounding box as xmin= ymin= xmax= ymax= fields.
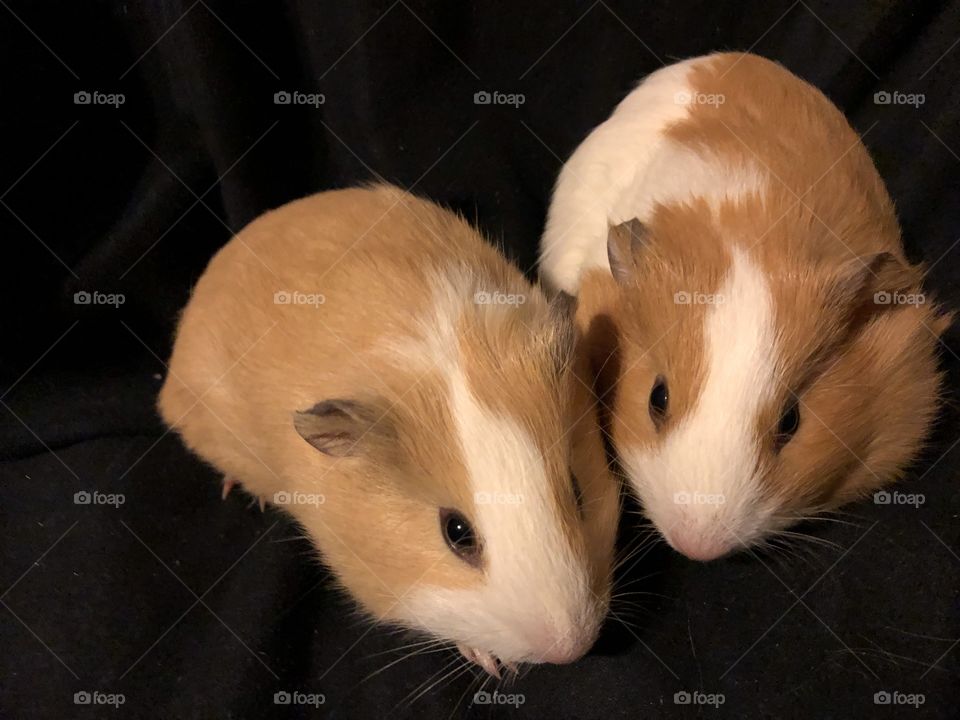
xmin=221 ymin=476 xmax=239 ymax=500
xmin=457 ymin=643 xmax=501 ymax=679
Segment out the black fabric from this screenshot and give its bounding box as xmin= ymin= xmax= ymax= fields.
xmin=2 ymin=1 xmax=959 ymax=718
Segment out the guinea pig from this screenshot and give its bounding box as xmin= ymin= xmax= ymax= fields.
xmin=539 ymin=52 xmax=950 ymax=562
xmin=158 ymin=184 xmax=620 ymax=676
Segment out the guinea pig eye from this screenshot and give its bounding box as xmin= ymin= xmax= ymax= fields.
xmin=570 ymin=471 xmax=584 ymax=515
xmin=649 ymin=376 xmax=668 ymax=425
xmin=775 ymin=400 xmax=800 ymax=449
xmin=440 ymin=509 xmax=481 ymax=566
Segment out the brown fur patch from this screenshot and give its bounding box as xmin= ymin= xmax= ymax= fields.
xmin=158 ymin=185 xmax=618 ymax=625
xmin=581 ymin=52 xmax=950 ymax=522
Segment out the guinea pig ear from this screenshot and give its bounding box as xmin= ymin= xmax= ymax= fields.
xmin=293 ymin=399 xmax=394 ymax=457
xmin=607 ymin=219 xmax=648 ymax=284
xmin=546 ymin=291 xmax=578 ymax=373
xmin=548 ymin=289 xmax=577 ymax=320
xmin=831 ymin=252 xmax=921 ymax=314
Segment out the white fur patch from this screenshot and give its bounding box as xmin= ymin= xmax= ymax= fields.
xmin=539 ymin=54 xmax=766 ymax=294
xmin=387 ymin=269 xmax=600 ymax=662
xmin=620 ymin=246 xmax=780 ymax=558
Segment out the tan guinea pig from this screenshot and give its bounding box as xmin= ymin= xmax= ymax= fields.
xmin=539 ymin=52 xmax=951 ymax=561
xmin=158 ymin=184 xmax=620 ymax=676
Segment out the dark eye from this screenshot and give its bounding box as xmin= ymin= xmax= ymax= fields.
xmin=649 ymin=376 xmax=668 ymax=425
xmin=775 ymin=400 xmax=800 ymax=448
xmin=440 ymin=509 xmax=481 ymax=566
xmin=570 ymin=471 xmax=584 ymax=514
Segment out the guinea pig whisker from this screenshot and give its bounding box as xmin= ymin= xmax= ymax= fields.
xmin=608 ymin=613 xmax=643 ymax=633
xmin=405 ymin=654 xmax=476 ymax=708
xmin=612 ymin=571 xmax=668 ymax=594
xmin=761 ymin=539 xmax=815 ymax=571
xmin=361 ymin=643 xmax=453 ymax=685
xmin=775 ymin=512 xmax=864 ymax=528
xmin=393 ymin=654 xmax=464 ymax=712
xmin=365 ymin=636 xmax=448 ymax=661
xmin=449 ymin=671 xmax=489 ymax=720
xmin=612 ymin=538 xmax=660 ymax=573
xmin=612 ymin=589 xmax=671 ymax=601
xmin=773 ymin=529 xmax=842 ymax=551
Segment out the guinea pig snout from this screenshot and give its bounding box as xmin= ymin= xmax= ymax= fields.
xmin=524 ymin=611 xmax=600 ymax=665
xmin=528 ymin=627 xmax=594 ymax=665
xmin=664 ymin=528 xmax=734 ymax=562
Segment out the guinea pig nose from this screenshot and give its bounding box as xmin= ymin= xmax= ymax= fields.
xmin=532 ymin=625 xmax=596 ymax=665
xmin=536 ymin=638 xmax=587 ymax=665
xmin=667 ymin=532 xmax=732 ymax=562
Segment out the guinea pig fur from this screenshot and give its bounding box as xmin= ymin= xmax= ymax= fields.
xmin=158 ymin=185 xmax=620 ymax=676
xmin=540 ymin=52 xmax=951 ymax=562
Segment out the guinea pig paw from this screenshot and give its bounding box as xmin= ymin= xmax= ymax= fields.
xmin=258 ymin=496 xmax=266 ymax=513
xmin=457 ymin=643 xmax=501 ymax=679
xmin=221 ymin=476 xmax=239 ymax=500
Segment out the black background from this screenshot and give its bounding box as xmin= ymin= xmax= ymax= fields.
xmin=1 ymin=1 xmax=959 ymax=718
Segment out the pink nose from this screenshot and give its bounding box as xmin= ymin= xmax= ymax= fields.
xmin=537 ymin=642 xmax=588 ymax=665
xmin=668 ymin=533 xmax=731 ymax=562
xmin=530 ymin=627 xmax=595 ymax=665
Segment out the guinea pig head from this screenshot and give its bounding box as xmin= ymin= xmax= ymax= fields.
xmin=290 ymin=293 xmax=618 ymax=675
xmin=587 ymin=212 xmax=950 ymax=562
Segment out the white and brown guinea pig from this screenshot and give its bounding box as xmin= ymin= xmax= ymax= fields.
xmin=539 ymin=52 xmax=951 ymax=562
xmin=158 ymin=184 xmax=619 ymax=676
